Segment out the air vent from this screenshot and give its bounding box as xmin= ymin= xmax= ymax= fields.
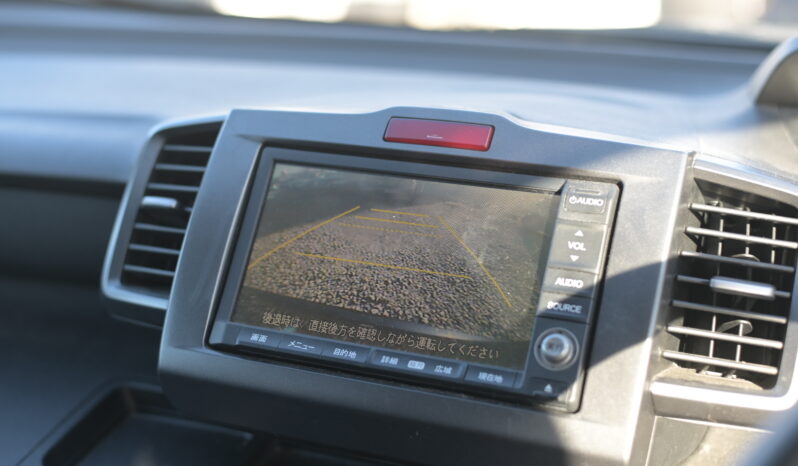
xmin=120 ymin=124 xmax=221 ymax=296
xmin=664 ymin=183 xmax=798 ymax=387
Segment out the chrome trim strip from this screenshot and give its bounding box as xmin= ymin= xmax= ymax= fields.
xmin=666 ymin=325 xmax=783 ymax=349
xmin=690 ymin=202 xmax=798 ymax=226
xmin=661 ymin=351 xmax=778 ymax=375
xmin=140 ymin=195 xmax=179 ymax=210
xmin=672 ymin=299 xmax=788 ymax=324
xmin=685 ymin=226 xmax=798 ymax=249
xmin=709 ymin=276 xmax=780 ymax=300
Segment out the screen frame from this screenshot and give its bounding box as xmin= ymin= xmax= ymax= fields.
xmin=209 ymin=146 xmax=565 ymax=385
xmin=159 ymin=108 xmax=673 ymax=464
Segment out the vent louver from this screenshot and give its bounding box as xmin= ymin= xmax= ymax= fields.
xmin=664 ymin=184 xmax=798 ymax=387
xmin=120 ymin=124 xmax=220 ymax=295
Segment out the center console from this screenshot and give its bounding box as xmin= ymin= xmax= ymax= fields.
xmin=153 ymin=107 xmax=688 ymax=465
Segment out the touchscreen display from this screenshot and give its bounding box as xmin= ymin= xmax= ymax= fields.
xmin=232 ymin=163 xmax=558 ymax=370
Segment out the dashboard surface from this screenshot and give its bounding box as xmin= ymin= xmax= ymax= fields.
xmin=2 ymin=2 xmax=798 ymax=465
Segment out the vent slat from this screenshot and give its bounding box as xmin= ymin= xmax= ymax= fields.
xmin=680 ymin=251 xmax=795 ymax=273
xmin=691 ymin=203 xmax=798 ymax=226
xmin=129 ymin=243 xmax=181 ymax=256
xmin=147 ymin=182 xmax=200 ymax=193
xmin=161 ymin=144 xmax=213 ymax=153
xmin=667 ymin=325 xmax=784 ymax=350
xmin=676 ymin=275 xmax=709 ymax=285
xmin=662 ymin=350 xmax=778 ymax=376
xmin=154 ymin=163 xmax=206 ymax=173
xmin=133 ymin=223 xmax=186 ymax=235
xmin=671 ymin=300 xmax=788 ymax=325
xmin=685 ymin=226 xmax=798 ymax=249
xmin=122 ymin=264 xmax=176 ymax=278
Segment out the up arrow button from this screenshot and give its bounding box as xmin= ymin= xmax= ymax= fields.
xmin=548 ymin=222 xmax=607 ymax=273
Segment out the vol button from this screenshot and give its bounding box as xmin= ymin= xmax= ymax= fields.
xmin=548 ymin=223 xmax=606 ymax=273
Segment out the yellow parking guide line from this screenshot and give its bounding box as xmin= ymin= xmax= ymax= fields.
xmin=247 ymin=205 xmax=361 ymax=270
xmin=294 ymin=252 xmax=473 ymax=280
xmin=354 ymin=216 xmax=439 ymax=228
xmin=339 ymin=223 xmax=440 ymax=238
xmin=437 ymin=216 xmax=512 ymax=307
xmin=370 ymin=208 xmax=429 ymax=218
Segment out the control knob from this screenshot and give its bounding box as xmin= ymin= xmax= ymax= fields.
xmin=535 ymin=329 xmax=578 ymax=370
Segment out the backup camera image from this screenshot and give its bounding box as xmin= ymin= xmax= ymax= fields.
xmin=232 ymin=163 xmax=557 ymax=369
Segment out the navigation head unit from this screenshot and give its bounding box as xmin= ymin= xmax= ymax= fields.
xmin=210 ymin=147 xmax=618 ymax=411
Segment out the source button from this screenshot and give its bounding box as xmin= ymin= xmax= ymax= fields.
xmin=536 ymin=292 xmax=592 ymax=323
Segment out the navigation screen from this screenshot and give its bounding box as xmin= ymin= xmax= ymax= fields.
xmin=232 ymin=163 xmax=558 ymax=370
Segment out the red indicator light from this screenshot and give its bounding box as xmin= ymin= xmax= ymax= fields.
xmin=384 ymin=118 xmax=493 ymax=151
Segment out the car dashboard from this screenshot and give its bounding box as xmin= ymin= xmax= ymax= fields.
xmin=4 ymin=3 xmax=798 ymax=465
